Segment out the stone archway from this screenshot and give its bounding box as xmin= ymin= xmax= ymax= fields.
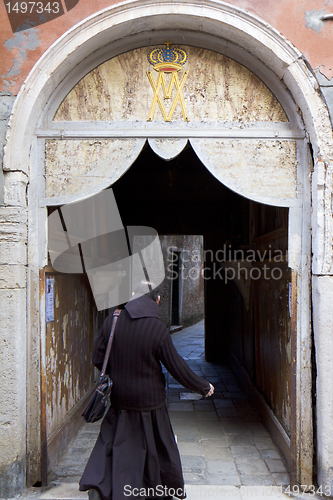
xmin=3 ymin=0 xmax=333 ymax=493
xmin=44 ymin=41 xmax=310 ymax=487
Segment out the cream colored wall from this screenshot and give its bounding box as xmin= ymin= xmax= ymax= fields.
xmin=54 ymin=47 xmax=287 ymax=123
xmin=45 ymin=139 xmax=144 ymax=198
xmin=46 ymin=47 xmax=294 ymax=205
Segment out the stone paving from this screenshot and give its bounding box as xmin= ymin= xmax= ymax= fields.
xmin=165 ymin=320 xmax=290 ymax=488
xmin=19 ymin=320 xmax=307 ymax=500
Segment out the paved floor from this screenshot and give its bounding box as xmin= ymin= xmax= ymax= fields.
xmin=19 ymin=320 xmax=317 ymax=500
xmin=164 ymin=321 xmax=290 ymax=488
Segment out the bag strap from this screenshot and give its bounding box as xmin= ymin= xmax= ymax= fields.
xmin=100 ymin=309 xmax=121 ymax=377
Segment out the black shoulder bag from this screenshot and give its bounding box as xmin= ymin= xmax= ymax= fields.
xmin=82 ymin=309 xmax=121 ymax=423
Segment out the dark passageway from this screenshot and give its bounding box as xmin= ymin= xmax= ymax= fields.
xmin=45 ymin=142 xmax=291 ymax=489
xmin=112 ymin=142 xmax=291 ymax=468
xmin=112 ymin=142 xmax=252 ymax=362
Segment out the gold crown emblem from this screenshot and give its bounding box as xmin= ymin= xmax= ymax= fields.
xmin=147 ymin=41 xmax=188 ymax=72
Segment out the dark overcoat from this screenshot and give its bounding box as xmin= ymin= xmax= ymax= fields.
xmin=79 ymin=294 xmax=210 ymax=500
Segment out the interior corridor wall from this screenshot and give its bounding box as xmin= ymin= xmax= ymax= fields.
xmin=218 ymin=202 xmax=292 ymax=461
xmin=43 ymin=271 xmax=94 ymax=472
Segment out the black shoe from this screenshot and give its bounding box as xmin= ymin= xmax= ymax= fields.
xmin=145 ymin=497 xmax=173 ymax=500
xmin=89 ymin=489 xmax=102 ymax=500
xmin=146 ymin=497 xmax=173 ymax=499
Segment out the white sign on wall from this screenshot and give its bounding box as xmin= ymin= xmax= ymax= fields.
xmin=46 ymin=278 xmax=55 ymax=322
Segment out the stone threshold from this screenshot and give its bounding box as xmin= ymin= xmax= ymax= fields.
xmin=19 ymin=483 xmax=322 ymax=500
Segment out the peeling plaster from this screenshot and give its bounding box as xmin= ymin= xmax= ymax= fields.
xmin=314 ymin=69 xmax=333 ymax=126
xmin=305 ymin=9 xmax=327 ymax=34
xmin=2 ymin=29 xmax=41 ymax=92
xmin=315 ymin=70 xmax=333 ymax=87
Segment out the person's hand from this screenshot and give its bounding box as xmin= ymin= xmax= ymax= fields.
xmin=206 ymin=383 xmax=214 ymax=397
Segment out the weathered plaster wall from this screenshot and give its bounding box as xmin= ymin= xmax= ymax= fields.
xmin=0 ymin=96 xmax=15 ymax=204
xmin=313 ymin=276 xmax=333 ymax=489
xmin=158 ymin=235 xmax=204 ymax=328
xmin=0 ymin=162 xmax=27 ymax=494
xmin=45 ymin=139 xmax=144 ymax=198
xmin=0 ymin=93 xmax=28 ymax=494
xmin=191 ymin=139 xmax=297 ymax=205
xmin=0 ymin=0 xmax=333 ymax=95
xmin=45 ymin=274 xmax=93 ymax=439
xmin=1 ymin=0 xmax=333 ymax=97
xmin=315 ymin=71 xmax=333 ymax=125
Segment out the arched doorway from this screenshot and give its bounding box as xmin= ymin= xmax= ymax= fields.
xmin=44 ymin=139 xmax=293 ymax=482
xmin=4 ymin=2 xmax=328 ymax=491
xmin=37 ymin=41 xmax=309 ymax=484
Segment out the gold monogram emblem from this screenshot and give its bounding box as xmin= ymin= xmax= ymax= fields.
xmin=147 ymin=41 xmax=189 ymax=122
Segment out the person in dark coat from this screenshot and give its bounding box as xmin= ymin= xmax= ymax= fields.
xmin=79 ymin=286 xmax=214 ymax=500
